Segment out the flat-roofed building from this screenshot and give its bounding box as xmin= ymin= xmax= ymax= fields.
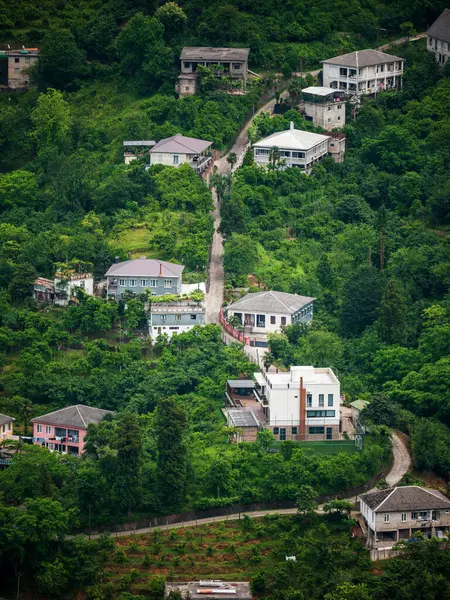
xmin=177 ymin=47 xmax=249 ymax=97
xmin=7 ymin=48 xmax=39 ymax=89
xmin=253 ymin=366 xmax=341 ymax=441
xmin=322 ymin=49 xmax=404 ymax=96
xmin=149 ymin=300 xmax=205 ymax=339
xmin=301 ymin=86 xmax=346 ymax=130
xmin=123 ymin=140 xmax=155 ymax=164
xmin=165 ymin=581 xmax=252 ymax=600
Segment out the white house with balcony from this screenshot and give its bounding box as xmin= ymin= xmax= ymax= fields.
xmin=149 ymin=134 xmax=213 ymax=174
xmin=322 ymin=50 xmax=404 ymax=97
xmin=253 ymin=366 xmax=341 ymax=441
xmin=427 ymin=8 xmax=450 ymax=67
xmin=359 ymin=486 xmax=450 ymax=548
xmin=253 ymin=123 xmax=342 ymax=171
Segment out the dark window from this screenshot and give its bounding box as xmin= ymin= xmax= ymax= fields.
xmin=273 ymin=427 xmax=279 ymax=435
xmin=281 ymin=317 xmax=286 ymax=325
xmin=319 ymin=394 xmax=324 ymax=407
xmin=184 ymin=62 xmax=191 ymax=68
xmin=326 ymin=427 xmax=333 ymax=440
xmin=328 ymin=394 xmax=333 ymax=406
xmin=339 ymin=67 xmax=347 ymax=76
xmin=270 ymin=316 xmax=276 ymax=324
xmin=55 ymin=427 xmax=67 ymax=438
xmin=233 ymin=63 xmax=241 ymax=69
xmin=309 ymin=426 xmax=324 ymax=435
xmin=190 ymin=314 xmax=197 ymax=320
xmin=280 ymin=428 xmax=286 ymax=441
xmin=256 ymin=314 xmax=266 ymax=327
xmin=307 ymin=410 xmax=335 ymax=418
xmin=15 ymin=57 xmax=20 ymax=63
xmin=292 ymin=426 xmax=298 ymax=434
xmin=307 ymin=394 xmax=312 ymax=407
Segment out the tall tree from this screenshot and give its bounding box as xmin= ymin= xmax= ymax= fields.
xmin=34 ymin=29 xmax=87 ymax=90
xmin=340 ymin=265 xmax=384 ymax=336
xmin=155 ymin=397 xmax=187 ymax=512
xmin=378 ymin=278 xmax=407 ymax=344
xmin=112 ymin=413 xmax=143 ymax=515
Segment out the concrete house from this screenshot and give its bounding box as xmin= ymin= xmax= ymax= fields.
xmin=32 ymin=404 xmax=113 ymax=455
xmin=359 ymin=486 xmax=450 ymax=548
xmin=225 ymin=290 xmax=315 ymax=335
xmin=427 ymin=9 xmax=450 ymax=66
xmin=106 ymin=257 xmax=184 ymax=299
xmin=165 ymin=581 xmax=252 ymax=600
xmin=54 ymin=270 xmax=94 ymax=306
xmin=254 ymin=366 xmax=341 ymax=441
xmin=322 ymin=50 xmax=404 ymax=96
xmin=253 ymin=123 xmax=345 ymax=171
xmin=6 ymin=48 xmax=39 ymax=89
xmin=0 ymin=414 xmax=15 ymax=440
xmin=149 ymin=299 xmax=205 ymax=339
xmin=123 ymin=140 xmax=155 ymax=164
xmin=177 ymin=47 xmax=249 ymax=97
xmin=301 ymin=86 xmax=346 ymax=130
xmin=149 ymin=134 xmax=213 ymax=174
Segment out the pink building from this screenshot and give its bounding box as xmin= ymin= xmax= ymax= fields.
xmin=31 ymin=404 xmax=113 ymax=455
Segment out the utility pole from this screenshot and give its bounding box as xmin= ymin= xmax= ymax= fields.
xmin=16 ymin=572 xmax=21 ymax=600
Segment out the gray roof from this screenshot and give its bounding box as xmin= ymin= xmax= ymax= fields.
xmin=427 ymin=8 xmax=450 ymax=42
xmin=227 ymin=379 xmax=255 ymax=389
xmin=227 ymin=291 xmax=315 ymax=315
xmin=0 ymin=413 xmax=15 ymax=426
xmin=123 ymin=141 xmax=155 ymax=146
xmin=302 ymin=86 xmax=339 ymax=96
xmin=322 ymin=49 xmax=403 ymax=68
xmin=180 ymin=47 xmax=249 ymax=62
xmin=360 ymin=486 xmax=450 ymax=512
xmin=227 ymin=410 xmax=259 ymax=428
xmin=150 ymin=134 xmax=212 ymax=155
xmin=31 ymin=405 xmax=113 ymax=428
xmin=106 ymin=258 xmax=184 ymax=278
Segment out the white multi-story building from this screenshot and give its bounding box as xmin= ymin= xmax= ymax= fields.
xmin=427 ymin=9 xmax=450 ymax=67
xmin=253 ymin=123 xmax=344 ymax=171
xmin=301 ymin=86 xmax=346 ymax=130
xmin=322 ymin=50 xmax=404 ymax=97
xmin=54 ymin=271 xmax=94 ymax=306
xmin=254 ymin=366 xmax=341 ymax=441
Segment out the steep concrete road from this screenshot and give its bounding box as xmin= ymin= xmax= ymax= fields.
xmin=385 ymin=432 xmax=411 ymax=487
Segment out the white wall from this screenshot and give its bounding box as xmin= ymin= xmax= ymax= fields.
xmin=54 ymin=276 xmax=94 ymax=306
xmin=227 ymin=308 xmax=291 ymax=334
xmin=428 ymin=35 xmax=450 ymax=65
xmin=304 ymin=101 xmax=345 ymax=130
xmin=149 ymin=152 xmax=190 ymax=167
xmin=151 ymin=324 xmax=195 ymax=340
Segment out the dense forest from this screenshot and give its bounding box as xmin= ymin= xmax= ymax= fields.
xmin=0 ymin=0 xmax=450 ymax=597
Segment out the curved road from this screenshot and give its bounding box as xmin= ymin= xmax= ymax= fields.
xmin=85 ymin=433 xmax=410 ymax=539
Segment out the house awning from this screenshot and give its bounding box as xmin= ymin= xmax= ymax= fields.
xmin=227 ymin=379 xmax=255 ymax=389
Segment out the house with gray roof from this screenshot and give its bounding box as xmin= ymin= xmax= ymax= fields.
xmin=149 ymin=133 xmax=213 ymax=173
xmin=427 ymin=8 xmax=450 ymax=66
xmin=177 ymin=47 xmax=250 ymax=97
xmin=0 ymin=413 xmax=15 ymax=440
xmin=225 ymin=290 xmax=315 ymax=336
xmin=322 ymin=49 xmax=404 ymax=96
xmin=359 ymin=486 xmax=450 ymax=547
xmin=32 ymin=405 xmax=113 ymax=455
xmin=106 ymin=256 xmax=184 ymax=299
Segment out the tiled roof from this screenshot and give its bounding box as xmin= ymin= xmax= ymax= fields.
xmin=360 ymin=486 xmax=450 ymax=512
xmin=31 ymin=405 xmax=113 ymax=429
xmin=322 ymin=49 xmax=403 ymax=68
xmin=105 ymin=258 xmax=184 ymax=278
xmin=150 ymin=134 xmax=212 ymax=155
xmin=227 ymin=291 xmax=315 ymax=315
xmin=427 ymin=9 xmax=450 ymax=42
xmin=0 ymin=413 xmax=15 ymax=426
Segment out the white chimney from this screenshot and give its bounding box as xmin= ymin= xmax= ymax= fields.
xmin=290 ymin=121 xmax=295 ymax=130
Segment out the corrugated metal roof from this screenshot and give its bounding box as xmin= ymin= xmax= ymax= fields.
xmin=227 ymin=380 xmax=255 ymax=389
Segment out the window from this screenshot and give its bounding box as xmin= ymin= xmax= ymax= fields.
xmin=384 ymin=514 xmax=390 ymax=523
xmin=432 ymin=511 xmax=440 ymax=520
xmin=119 ymin=279 xmax=125 ymax=286
xmin=45 ymin=425 xmax=51 ymax=434
xmin=164 ymin=279 xmax=172 ymax=288
xmin=255 ymin=148 xmax=270 ymax=155
xmin=270 ymin=316 xmax=276 ymax=325
xmin=326 ymin=427 xmax=333 ymax=440
xmin=279 ymin=428 xmax=286 ymax=441
xmin=15 ymin=57 xmax=20 ymax=63
xmin=160 ymin=315 xmax=166 ymax=322
xmin=292 ymin=151 xmax=305 ymax=159
xmin=256 ymin=314 xmax=266 ymax=328
xmin=184 ymin=62 xmax=190 ymax=68
xmin=141 ymin=279 xmax=148 ymax=287
xmin=8 ymin=422 xmax=11 ymax=431
xmin=328 ymin=118 xmax=331 ymax=123
xmin=2 ymin=425 xmax=5 ymax=433
xmin=129 ymin=279 xmax=136 ymax=287
xmin=307 ymin=394 xmax=312 ymax=407
xmin=337 ymin=104 xmax=342 ymax=109
xmin=377 ymin=64 xmax=385 ymax=73
xmin=175 ymin=315 xmax=181 ymax=321
xmin=292 ymin=426 xmax=298 ymax=435
xmin=185 ymin=87 xmax=190 ymax=91
xmin=319 ymin=394 xmax=324 ymax=407
xmin=169 ymin=326 xmax=180 ymax=330
xmin=339 ymin=67 xmax=347 ymax=76
xmin=150 ymin=279 xmax=158 ymax=287
xmin=273 ymin=427 xmax=279 ymax=435
xmin=412 ymin=511 xmax=428 ymax=520
xmin=190 ymin=314 xmax=197 ymax=320
xmin=330 ymin=143 xmax=335 ymax=147
xmin=173 ymin=155 xmax=179 ymax=165
xmin=68 ymin=429 xmax=79 ymax=442
xmin=338 ymin=116 xmax=341 ymax=121
xmin=281 ymin=317 xmax=286 ymax=325
xmin=25 ymin=57 xmax=31 ymax=63
xmin=307 ymin=410 xmax=336 ymax=418
xmin=328 ymin=394 xmax=333 ymax=407
xmin=233 ymin=63 xmax=241 ymax=69
xmin=37 ymin=424 xmax=42 ymax=433
xmin=328 ymin=106 xmax=331 ymax=111
xmin=55 ymin=427 xmax=67 ymax=438
xmin=309 ymin=426 xmax=324 ymax=435
xmin=401 ymin=513 xmax=407 ymax=522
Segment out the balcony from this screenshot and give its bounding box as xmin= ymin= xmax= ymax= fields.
xmin=190 ymin=155 xmax=212 ymax=173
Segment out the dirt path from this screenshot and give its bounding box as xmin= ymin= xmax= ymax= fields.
xmin=83 ymin=432 xmax=410 ymax=540
xmin=377 ymin=32 xmax=426 ymax=51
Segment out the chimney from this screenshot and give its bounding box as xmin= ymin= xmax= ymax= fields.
xmin=159 ymin=261 xmax=163 ymax=277
xmin=114 ymin=256 xmax=119 ymax=264
xmin=290 ymin=121 xmax=295 ymax=130
xmin=299 ymin=376 xmax=306 ymax=441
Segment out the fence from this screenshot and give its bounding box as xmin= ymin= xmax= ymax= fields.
xmin=219 ymin=309 xmax=251 ymax=344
